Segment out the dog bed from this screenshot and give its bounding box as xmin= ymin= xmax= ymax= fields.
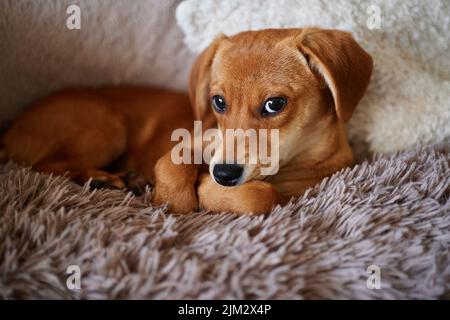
xmin=1 ymin=143 xmax=448 ymax=299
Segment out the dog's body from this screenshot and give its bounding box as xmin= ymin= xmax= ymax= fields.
xmin=2 ymin=87 xmax=194 ymax=191
xmin=2 ymin=28 xmax=373 ymax=214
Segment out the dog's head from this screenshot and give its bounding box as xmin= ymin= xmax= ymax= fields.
xmin=189 ymin=28 xmax=373 ymax=187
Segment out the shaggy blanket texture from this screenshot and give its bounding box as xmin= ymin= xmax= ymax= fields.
xmin=0 ymin=144 xmax=449 ymax=299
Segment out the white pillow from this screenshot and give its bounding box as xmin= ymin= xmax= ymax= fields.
xmin=176 ymin=0 xmax=450 ymax=154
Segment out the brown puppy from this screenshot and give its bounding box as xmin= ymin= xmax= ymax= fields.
xmin=2 ymin=28 xmax=372 ymax=215
xmin=154 ymin=28 xmax=373 ymax=213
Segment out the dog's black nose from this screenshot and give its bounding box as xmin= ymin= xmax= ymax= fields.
xmin=212 ymin=164 xmax=243 ymax=186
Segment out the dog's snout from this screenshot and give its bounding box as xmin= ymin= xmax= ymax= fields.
xmin=212 ymin=164 xmax=243 ymax=186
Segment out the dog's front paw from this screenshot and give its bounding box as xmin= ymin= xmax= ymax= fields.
xmin=197 ymin=174 xmax=279 ymax=215
xmin=152 ymin=181 xmax=198 ymax=214
xmin=151 ymin=153 xmax=199 ymax=214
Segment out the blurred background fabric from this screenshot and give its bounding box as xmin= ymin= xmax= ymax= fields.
xmin=0 ymin=0 xmax=194 ymax=131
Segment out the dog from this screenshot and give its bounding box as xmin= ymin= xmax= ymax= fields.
xmin=1 ymin=28 xmax=373 ymax=214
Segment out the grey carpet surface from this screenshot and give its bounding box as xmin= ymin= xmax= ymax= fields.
xmin=0 ymin=144 xmax=449 ymax=299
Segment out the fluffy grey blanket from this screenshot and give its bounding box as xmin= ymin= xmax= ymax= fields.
xmin=0 ymin=144 xmax=449 ymax=299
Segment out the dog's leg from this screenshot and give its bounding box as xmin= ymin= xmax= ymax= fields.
xmin=197 ymin=174 xmax=280 ymax=215
xmin=152 ymin=151 xmax=199 ymax=213
xmin=150 ymin=110 xmax=215 ymax=213
xmin=0 ymin=149 xmax=6 ymax=163
xmin=4 ymin=95 xmax=130 ymax=190
xmin=120 ymin=171 xmax=152 ymax=196
xmin=74 ymin=169 xmax=127 ymax=190
xmin=34 ymin=160 xmax=126 ymax=189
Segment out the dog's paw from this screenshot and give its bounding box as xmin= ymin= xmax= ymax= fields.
xmin=151 ymin=152 xmax=199 ymax=214
xmin=197 ymin=174 xmax=279 ymax=215
xmin=152 ymin=181 xmax=198 ymax=214
xmin=122 ymin=171 xmax=152 ymax=196
xmin=85 ymin=171 xmax=126 ymax=190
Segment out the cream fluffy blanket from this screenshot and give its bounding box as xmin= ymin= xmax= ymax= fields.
xmin=1 ymin=144 xmax=449 ymax=299
xmin=176 ymin=0 xmax=450 ymax=155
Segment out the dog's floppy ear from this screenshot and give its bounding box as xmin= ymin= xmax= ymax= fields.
xmin=296 ymin=28 xmax=373 ymax=122
xmin=189 ymin=34 xmax=226 ymax=123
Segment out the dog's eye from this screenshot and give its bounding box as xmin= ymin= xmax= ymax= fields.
xmin=212 ymin=95 xmax=226 ymax=113
xmin=261 ymin=97 xmax=286 ymax=116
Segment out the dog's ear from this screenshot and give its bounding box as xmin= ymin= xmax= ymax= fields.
xmin=189 ymin=34 xmax=226 ymax=123
xmin=296 ymin=28 xmax=373 ymax=122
